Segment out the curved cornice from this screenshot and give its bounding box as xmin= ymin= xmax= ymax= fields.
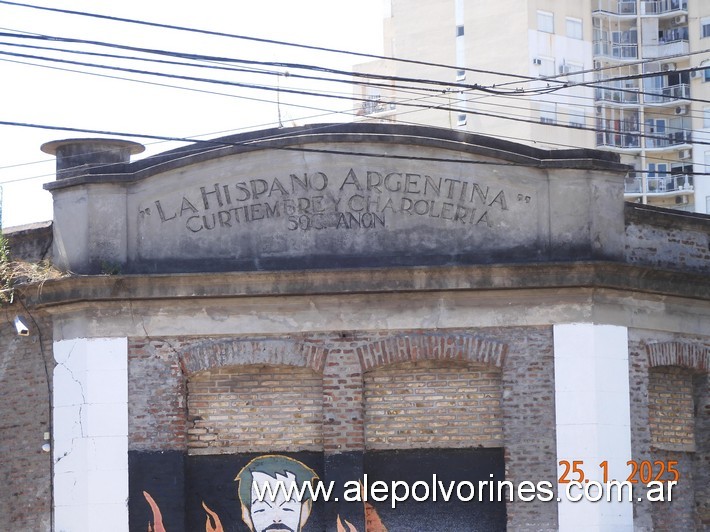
xmin=44 ymin=123 xmax=629 ymax=191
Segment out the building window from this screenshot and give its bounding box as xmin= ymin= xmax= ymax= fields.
xmin=539 ymin=103 xmax=556 ymax=124
xmin=538 ymin=11 xmax=554 ymax=34
xmin=701 ymin=17 xmax=710 ymax=39
xmin=457 ymin=113 xmax=467 ymax=126
xmin=566 ymin=17 xmax=583 ymax=40
xmin=704 ymin=68 xmax=710 ymax=82
xmin=704 ymin=107 xmax=710 ymax=129
xmin=456 ymin=25 xmax=464 ymax=37
xmin=456 ymin=69 xmax=466 ymax=81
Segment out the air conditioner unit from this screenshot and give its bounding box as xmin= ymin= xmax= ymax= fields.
xmin=678 ymin=148 xmax=691 ymax=160
xmin=675 ymin=105 xmax=688 ymax=115
xmin=593 ymin=60 xmax=602 ymax=70
xmin=662 ymin=63 xmax=677 ymax=72
xmin=673 ymin=15 xmax=687 ymax=25
xmin=675 ymin=195 xmax=689 ymax=205
xmin=690 ymin=70 xmax=700 ymax=79
xmin=533 ymin=58 xmax=542 ymax=65
xmin=559 ymin=64 xmax=571 ymax=75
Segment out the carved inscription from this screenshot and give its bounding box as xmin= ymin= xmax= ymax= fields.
xmin=142 ymin=168 xmax=529 ymax=233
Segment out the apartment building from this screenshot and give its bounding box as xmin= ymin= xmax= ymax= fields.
xmin=355 ymin=0 xmax=710 ymax=213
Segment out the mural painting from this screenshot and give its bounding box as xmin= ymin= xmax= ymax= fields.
xmin=137 ymin=454 xmax=379 ymax=532
xmin=132 ymin=450 xmax=506 ymax=531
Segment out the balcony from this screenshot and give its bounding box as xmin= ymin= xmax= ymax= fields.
xmin=595 ymin=86 xmax=640 ymax=104
xmin=593 ymin=0 xmax=637 ymax=16
xmin=624 ymin=174 xmax=694 ymax=195
xmin=644 ymin=83 xmax=690 ymax=104
xmin=644 ymin=27 xmax=689 ymax=58
xmin=596 ymin=130 xmax=641 ymax=150
xmin=643 ymin=39 xmax=689 ymax=58
xmin=644 ymin=130 xmax=692 ymax=149
xmin=641 ymin=0 xmax=688 ymax=15
xmin=594 ymin=41 xmax=638 ymax=60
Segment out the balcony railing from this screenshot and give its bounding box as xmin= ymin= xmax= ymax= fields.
xmin=645 ymin=130 xmax=692 ymax=148
xmin=641 ymin=0 xmax=688 ymax=15
xmin=593 ymin=0 xmax=637 ymax=15
xmin=595 ymin=86 xmax=640 ymax=104
xmin=643 ymin=40 xmax=689 ymax=59
xmin=594 ymin=41 xmax=638 ymax=59
xmin=596 ymin=130 xmax=641 ymax=149
xmin=644 ymin=83 xmax=690 ymax=104
xmin=625 ymin=174 xmax=694 ymax=194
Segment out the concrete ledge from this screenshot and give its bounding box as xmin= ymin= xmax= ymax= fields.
xmin=18 ymin=262 xmax=710 ymax=309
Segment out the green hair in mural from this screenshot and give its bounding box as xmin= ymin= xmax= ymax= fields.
xmin=235 ymin=454 xmax=319 ymax=532
xmin=235 ymin=454 xmax=319 ymax=511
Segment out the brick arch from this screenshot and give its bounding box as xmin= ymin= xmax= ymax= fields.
xmin=646 ymin=341 xmax=709 ymax=372
xmin=356 ymin=333 xmax=507 ymax=371
xmin=179 ymin=338 xmax=327 ymax=374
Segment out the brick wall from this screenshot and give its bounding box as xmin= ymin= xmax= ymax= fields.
xmin=625 ymin=203 xmax=710 ymax=274
xmin=364 ymin=360 xmax=503 ymax=449
xmin=499 ymin=326 xmax=557 ymax=532
xmin=0 ymin=311 xmax=52 ymax=531
xmin=648 ymin=366 xmax=696 ymax=451
xmin=629 ymin=331 xmax=710 ymax=530
xmin=187 ymin=365 xmax=323 ymax=454
xmin=693 ymin=371 xmax=710 ymax=529
xmin=126 ymin=328 xmax=557 ymax=530
xmin=128 ymin=338 xmax=187 ymax=451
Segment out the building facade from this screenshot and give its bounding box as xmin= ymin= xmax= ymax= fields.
xmin=0 ymin=123 xmax=708 ymax=531
xmin=355 ymin=0 xmax=710 ymax=214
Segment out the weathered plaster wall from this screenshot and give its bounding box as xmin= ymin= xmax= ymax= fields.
xmin=625 ymin=202 xmax=710 ymax=274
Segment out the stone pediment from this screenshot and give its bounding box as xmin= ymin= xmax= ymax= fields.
xmin=43 ymin=123 xmax=628 ymax=274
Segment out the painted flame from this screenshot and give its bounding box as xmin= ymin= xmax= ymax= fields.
xmin=202 ymin=501 xmax=225 ymax=532
xmin=143 ymin=491 xmax=166 ymax=532
xmin=336 ymin=514 xmax=358 ymax=532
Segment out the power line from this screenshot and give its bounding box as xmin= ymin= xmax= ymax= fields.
xmin=0 ymin=30 xmax=560 ymax=96
xmin=2 ymin=48 xmax=706 ymax=151
xmin=0 ymin=0 xmax=558 ymax=88
xmin=3 ymin=119 xmax=710 ymax=180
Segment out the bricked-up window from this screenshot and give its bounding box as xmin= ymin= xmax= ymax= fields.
xmin=648 ymin=366 xmax=696 ymax=452
xmin=364 ymin=360 xmax=503 ymax=449
xmin=187 ymin=365 xmax=323 ymax=454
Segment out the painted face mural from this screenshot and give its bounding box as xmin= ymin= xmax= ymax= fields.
xmin=236 ymin=456 xmax=317 ymax=532
xmin=143 ymin=454 xmax=366 ymax=532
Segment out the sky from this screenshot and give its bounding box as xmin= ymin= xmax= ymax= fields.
xmin=0 ymin=0 xmax=386 ymax=228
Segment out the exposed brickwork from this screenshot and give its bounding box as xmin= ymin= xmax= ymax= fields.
xmin=648 ymin=366 xmax=696 ymax=451
xmin=356 ymin=333 xmax=507 ymax=371
xmin=625 ymin=203 xmax=710 ymax=274
xmin=629 ymin=330 xmax=710 ymax=530
xmin=650 ymin=450 xmax=696 ymax=532
xmin=180 ymin=337 xmax=327 ymax=374
xmin=364 ymin=360 xmax=503 ymax=449
xmin=647 ymin=341 xmax=709 ymax=372
xmin=187 ymin=365 xmax=323 ymax=454
xmin=0 ymin=311 xmax=52 ymax=531
xmin=693 ymin=371 xmax=710 ymax=529
xmin=126 ymin=328 xmax=556 ymax=530
xmin=322 ymin=346 xmax=364 ymax=454
xmin=627 ymin=334 xmax=655 ymax=531
xmin=128 ymin=338 xmax=187 ymax=451
xmin=499 ymin=326 xmax=557 ymax=531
